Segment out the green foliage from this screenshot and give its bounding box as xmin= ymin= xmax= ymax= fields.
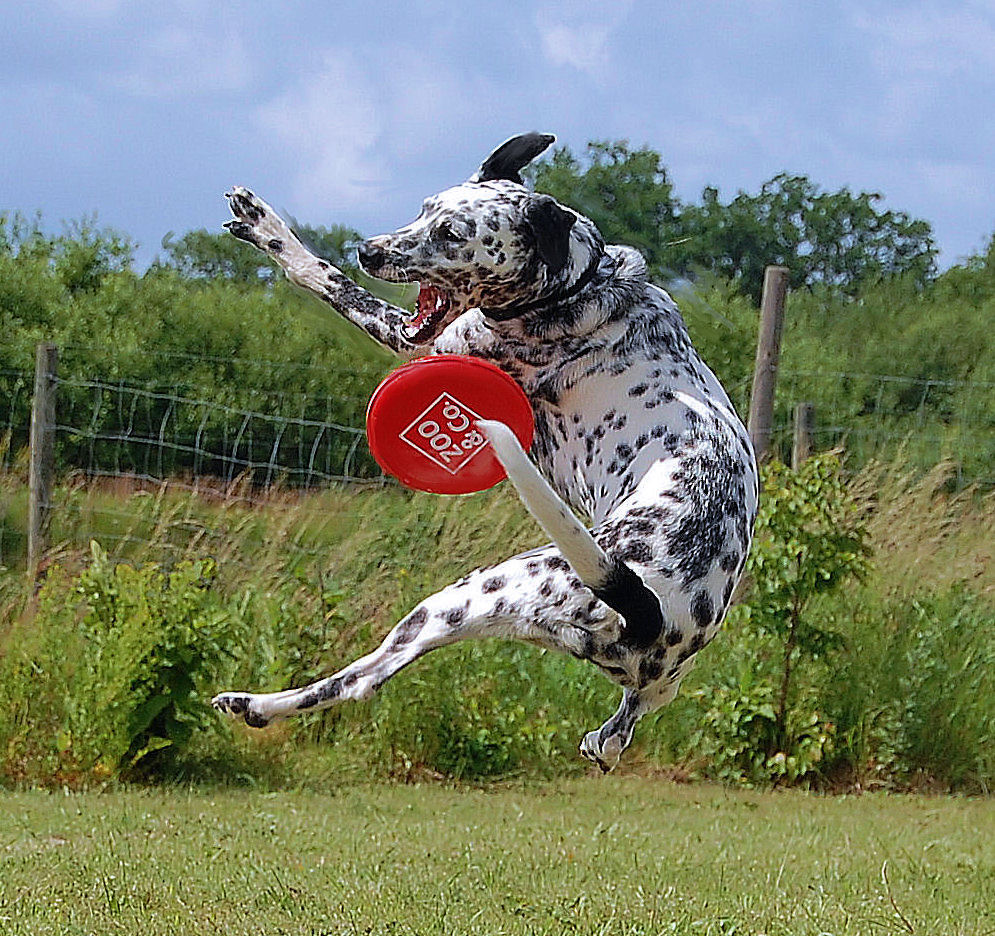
xmin=693 ymin=454 xmax=869 ymax=786
xmin=692 ymin=644 xmax=835 ymax=786
xmin=0 ymin=542 xmax=248 ymax=783
xmin=1 ymin=463 xmax=994 ymax=789
xmin=367 ymin=643 xmax=611 ymax=780
xmin=0 ymin=210 xmax=394 ymax=482
xmin=158 ymin=228 xmax=279 ymax=283
xmin=530 ymin=141 xmax=936 ymax=301
xmin=678 ymin=174 xmax=936 ymax=301
xmin=827 ymin=588 xmax=995 ymax=791
xmin=748 ymin=456 xmax=870 ymax=646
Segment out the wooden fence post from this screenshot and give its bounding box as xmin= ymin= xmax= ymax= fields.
xmin=747 ymin=266 xmax=790 ymax=464
xmin=28 ymin=342 xmax=58 ymax=575
xmin=792 ymin=402 xmax=815 ymax=470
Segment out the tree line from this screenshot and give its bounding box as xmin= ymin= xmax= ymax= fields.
xmin=1 ymin=141 xmax=993 ymax=482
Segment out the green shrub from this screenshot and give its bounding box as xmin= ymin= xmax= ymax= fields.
xmin=365 ymin=642 xmax=615 ymax=780
xmin=0 ymin=542 xmax=250 ymax=784
xmin=690 ymin=454 xmax=869 ymax=786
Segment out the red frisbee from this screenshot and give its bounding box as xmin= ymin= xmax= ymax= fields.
xmin=366 ymin=355 xmax=534 ymax=494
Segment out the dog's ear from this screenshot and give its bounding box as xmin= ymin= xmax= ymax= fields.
xmin=524 ymin=195 xmax=576 ymax=275
xmin=472 ymin=132 xmax=555 ymax=184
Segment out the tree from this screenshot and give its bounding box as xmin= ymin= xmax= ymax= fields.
xmin=0 ymin=211 xmax=133 ymax=295
xmin=679 ymin=174 xmax=937 ymax=301
xmin=529 ymin=142 xmax=937 ymax=301
xmin=158 ymin=228 xmax=277 ymax=283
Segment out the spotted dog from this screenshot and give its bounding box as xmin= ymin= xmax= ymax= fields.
xmin=213 ymin=133 xmax=758 ymax=771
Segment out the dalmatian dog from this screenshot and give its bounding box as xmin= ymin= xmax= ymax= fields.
xmin=213 ymin=133 xmax=758 ymax=772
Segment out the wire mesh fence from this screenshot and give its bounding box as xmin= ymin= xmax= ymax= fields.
xmin=54 ymin=376 xmax=375 ymax=488
xmin=0 ymin=360 xmax=389 ymax=568
xmin=768 ymin=371 xmax=995 ymax=487
xmin=2 ymin=356 xmax=995 ymax=570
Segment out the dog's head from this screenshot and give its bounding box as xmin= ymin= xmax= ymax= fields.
xmin=358 ymin=133 xmax=604 ymax=343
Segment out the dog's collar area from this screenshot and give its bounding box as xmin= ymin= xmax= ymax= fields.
xmin=481 ymin=251 xmax=609 ymax=322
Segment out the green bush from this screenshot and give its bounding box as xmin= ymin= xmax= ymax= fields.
xmin=689 ymin=455 xmax=869 ymax=786
xmin=0 ymin=542 xmax=250 ymax=783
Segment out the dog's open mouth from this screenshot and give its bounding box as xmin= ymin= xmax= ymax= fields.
xmin=405 ymin=285 xmax=453 ymax=341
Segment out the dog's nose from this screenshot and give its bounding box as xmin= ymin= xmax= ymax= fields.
xmin=357 ymin=240 xmax=386 ymax=273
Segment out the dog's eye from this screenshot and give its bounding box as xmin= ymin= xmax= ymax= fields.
xmin=436 ymin=221 xmax=464 ymax=242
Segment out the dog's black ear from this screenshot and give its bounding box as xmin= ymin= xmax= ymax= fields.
xmin=524 ymin=195 xmax=576 ymax=275
xmin=473 ymin=132 xmax=556 ymax=184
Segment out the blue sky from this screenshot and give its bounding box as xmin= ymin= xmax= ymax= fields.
xmin=3 ymin=0 xmax=993 ymax=270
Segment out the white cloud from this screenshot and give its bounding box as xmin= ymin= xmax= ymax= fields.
xmin=535 ymin=1 xmax=634 ymax=77
xmin=112 ymin=26 xmax=253 ymax=97
xmin=539 ymin=22 xmax=613 ymax=74
xmin=255 ymin=54 xmax=387 ymax=213
xmin=852 ymin=4 xmax=995 ymax=77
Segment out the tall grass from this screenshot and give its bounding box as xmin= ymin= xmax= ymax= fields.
xmin=0 ymin=458 xmax=993 ymax=789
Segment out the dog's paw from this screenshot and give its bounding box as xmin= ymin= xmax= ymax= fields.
xmin=212 ymin=691 xmax=271 ymax=729
xmin=224 ymin=187 xmax=296 ymax=255
xmin=579 ymin=729 xmax=620 ymax=773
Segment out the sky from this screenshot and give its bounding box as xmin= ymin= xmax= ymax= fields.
xmin=3 ymin=0 xmax=994 ymax=271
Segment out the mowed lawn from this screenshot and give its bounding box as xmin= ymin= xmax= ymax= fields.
xmin=1 ymin=778 xmax=992 ymax=935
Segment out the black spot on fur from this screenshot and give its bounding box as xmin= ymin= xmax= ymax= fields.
xmin=482 ymin=576 xmax=506 ymax=593
xmin=391 ymin=606 xmax=428 ymax=648
xmin=296 ymin=676 xmax=342 ymax=710
xmin=592 ymin=559 xmax=663 ymax=650
xmin=719 ymin=551 xmax=740 ymax=573
xmin=691 ymin=591 xmax=714 ymax=629
xmin=618 ymin=540 xmax=653 ymax=564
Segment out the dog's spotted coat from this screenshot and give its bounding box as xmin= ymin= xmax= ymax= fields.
xmin=214 ymin=133 xmax=758 ymax=771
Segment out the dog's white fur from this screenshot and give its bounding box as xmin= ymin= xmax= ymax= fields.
xmin=213 ymin=134 xmax=758 ymax=771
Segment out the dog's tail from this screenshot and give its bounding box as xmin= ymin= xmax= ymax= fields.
xmin=477 ymin=419 xmax=663 ymax=648
xmin=477 ymin=419 xmax=613 ymax=585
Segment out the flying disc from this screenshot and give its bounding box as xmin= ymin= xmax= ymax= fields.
xmin=366 ymin=354 xmax=534 ymax=494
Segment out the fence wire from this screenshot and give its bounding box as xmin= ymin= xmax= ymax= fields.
xmin=768 ymin=370 xmax=995 ymax=486
xmin=53 ymin=376 xmax=374 ymax=488
xmin=2 ymin=362 xmax=995 ymax=569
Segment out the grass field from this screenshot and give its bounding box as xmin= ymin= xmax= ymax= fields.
xmin=2 ymin=779 xmax=992 ymax=935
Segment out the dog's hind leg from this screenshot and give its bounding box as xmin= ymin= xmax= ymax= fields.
xmin=578 ymin=663 xmax=692 ymax=772
xmin=579 ymin=688 xmax=645 ymax=773
xmin=212 ymin=544 xmax=616 ymax=728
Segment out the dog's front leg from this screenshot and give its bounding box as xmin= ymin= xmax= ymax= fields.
xmin=224 ymin=187 xmax=418 ymax=356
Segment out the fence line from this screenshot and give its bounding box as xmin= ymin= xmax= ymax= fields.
xmin=3 ymin=366 xmax=994 ymax=482
xmin=53 ymin=376 xmax=371 ymax=487
xmin=3 ymin=358 xmax=995 ymax=569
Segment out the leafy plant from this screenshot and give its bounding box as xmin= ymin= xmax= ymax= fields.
xmin=694 ymin=454 xmax=869 ymax=785
xmin=0 ymin=541 xmax=252 ymax=783
xmin=70 ymin=541 xmax=247 ymax=774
